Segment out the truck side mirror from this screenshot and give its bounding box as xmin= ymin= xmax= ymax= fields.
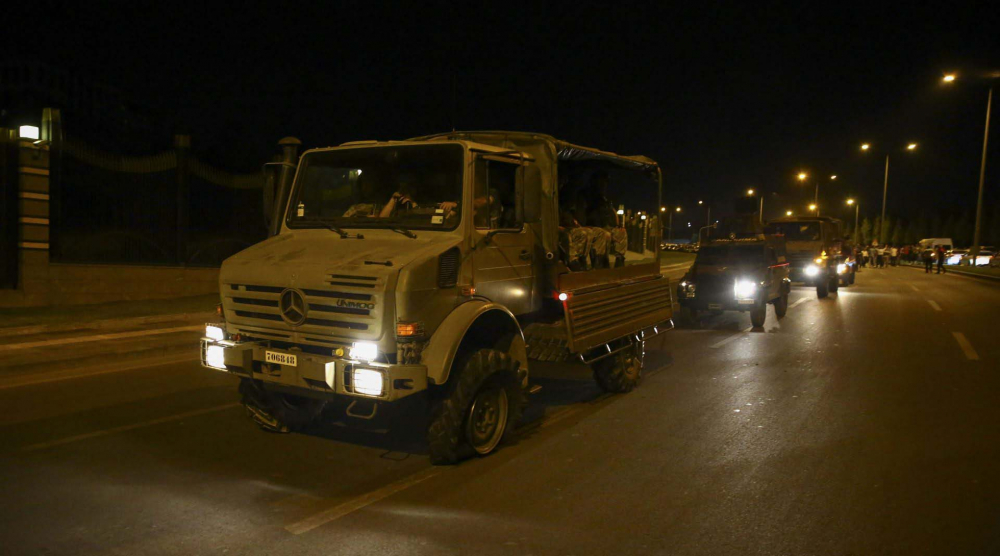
xmin=522 ymin=164 xmax=541 ymax=223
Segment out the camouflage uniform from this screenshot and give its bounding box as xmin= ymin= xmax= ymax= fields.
xmin=567 ymin=227 xmax=593 ymax=268
xmin=343 ymin=203 xmax=379 ymax=217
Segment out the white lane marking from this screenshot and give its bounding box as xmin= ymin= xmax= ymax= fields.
xmin=710 ymin=326 xmax=754 ymax=349
xmin=0 ymin=354 xmax=198 ymax=391
xmin=952 ymin=332 xmax=980 ymax=361
xmin=286 ymin=467 xmax=442 ymax=535
xmin=21 ymin=403 xmax=241 ymax=452
xmin=911 ymin=285 xmax=920 ymax=292
xmin=789 ymin=297 xmax=810 ymax=309
xmin=927 ymin=300 xmax=942 ymax=312
xmin=0 ymin=325 xmax=201 ymax=352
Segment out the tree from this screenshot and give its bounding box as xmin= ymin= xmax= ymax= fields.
xmin=891 ymin=217 xmax=904 ymax=245
xmin=860 ymin=217 xmax=873 ymax=246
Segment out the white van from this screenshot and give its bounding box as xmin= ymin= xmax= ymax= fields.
xmin=918 ymin=238 xmax=953 ymax=252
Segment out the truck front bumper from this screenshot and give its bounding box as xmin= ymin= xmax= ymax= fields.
xmin=200 ymin=339 xmax=427 ymax=402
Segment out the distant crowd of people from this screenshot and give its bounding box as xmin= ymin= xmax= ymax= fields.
xmin=855 ymin=243 xmax=948 ymax=274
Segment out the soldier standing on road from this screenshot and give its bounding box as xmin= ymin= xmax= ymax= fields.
xmin=923 ymin=247 xmax=934 ymax=273
xmin=936 ymin=245 xmax=947 ymax=274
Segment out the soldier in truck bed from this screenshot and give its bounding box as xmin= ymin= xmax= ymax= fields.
xmin=586 ymin=171 xmax=628 ymax=267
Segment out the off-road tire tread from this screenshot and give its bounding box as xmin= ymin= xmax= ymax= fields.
xmin=750 ymin=306 xmax=767 ymax=328
xmin=592 ymin=341 xmax=644 ymax=393
xmin=427 ymin=349 xmax=525 ymax=465
xmin=774 ymin=293 xmax=789 ymax=318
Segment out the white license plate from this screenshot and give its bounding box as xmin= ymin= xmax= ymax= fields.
xmin=737 ymin=299 xmax=755 ymax=305
xmin=708 ymin=303 xmax=722 ymax=310
xmin=265 ymin=351 xmax=297 ymax=367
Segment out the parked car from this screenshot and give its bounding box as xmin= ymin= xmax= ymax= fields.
xmin=945 ymin=249 xmax=968 ymax=265
xmin=962 ymin=247 xmax=995 ymax=266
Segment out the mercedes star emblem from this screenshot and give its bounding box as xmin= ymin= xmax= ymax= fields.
xmin=279 ymin=289 xmax=308 ymax=326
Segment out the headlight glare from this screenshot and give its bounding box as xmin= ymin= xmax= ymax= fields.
xmin=205 ymin=345 xmax=226 ymax=369
xmin=734 ymin=280 xmax=757 ymax=299
xmin=805 ymin=265 xmax=820 ymax=277
xmin=349 ymin=341 xmax=378 ymax=362
xmin=205 ymin=324 xmax=225 ymax=341
xmin=353 ymin=368 xmax=384 ymax=396
xmin=837 ymin=263 xmax=847 ymax=274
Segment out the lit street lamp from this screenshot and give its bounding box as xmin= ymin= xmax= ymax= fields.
xmin=846 ymin=198 xmax=859 ymax=243
xmin=859 ymin=142 xmax=918 ymax=244
xmin=943 ymin=72 xmax=994 ymax=262
xmin=797 ymin=172 xmax=837 ymax=216
xmin=666 ymin=206 xmax=682 ymax=242
xmin=785 ymin=210 xmax=793 ymax=216
xmin=697 ymin=200 xmax=712 ymax=239
xmin=808 ymin=203 xmax=818 ymax=213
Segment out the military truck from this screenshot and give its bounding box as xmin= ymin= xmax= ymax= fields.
xmin=677 ymin=236 xmax=791 ymax=328
xmin=201 ymin=131 xmax=673 ymax=464
xmin=765 ymin=216 xmax=853 ymax=298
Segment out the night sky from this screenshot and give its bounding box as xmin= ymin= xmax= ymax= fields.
xmin=5 ymin=2 xmax=999 ymax=226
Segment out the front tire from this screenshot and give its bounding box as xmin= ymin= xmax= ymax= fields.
xmin=829 ymin=276 xmax=839 ymax=293
xmin=849 ymin=270 xmax=856 ymax=285
xmin=239 ymin=378 xmax=326 ymax=433
xmin=750 ymin=305 xmax=766 ymax=328
xmin=427 ymin=349 xmax=525 ymax=465
xmin=774 ymin=292 xmax=788 ymax=318
xmin=816 ymin=279 xmax=829 ymax=298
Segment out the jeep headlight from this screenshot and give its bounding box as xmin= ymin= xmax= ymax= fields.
xmin=814 ymin=257 xmax=824 ymax=265
xmin=349 ymin=341 xmax=378 ymax=362
xmin=805 ymin=265 xmax=820 ymax=277
xmin=205 ymin=345 xmax=226 ymax=369
xmin=734 ymin=280 xmax=757 ymax=299
xmin=837 ymin=263 xmax=847 ymax=274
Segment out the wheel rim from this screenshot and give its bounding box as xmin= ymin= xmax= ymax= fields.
xmin=466 ymin=385 xmax=509 ymax=455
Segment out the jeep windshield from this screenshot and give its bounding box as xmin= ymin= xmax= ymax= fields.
xmin=697 ymin=244 xmax=764 ymax=267
xmin=768 ymin=222 xmax=821 ymax=241
xmin=287 ymin=144 xmax=463 ymax=231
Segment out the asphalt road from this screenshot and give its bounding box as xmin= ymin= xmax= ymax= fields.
xmin=1 ymin=266 xmax=998 ymax=555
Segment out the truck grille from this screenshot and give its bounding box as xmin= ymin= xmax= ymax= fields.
xmin=225 ymin=272 xmax=384 ymax=341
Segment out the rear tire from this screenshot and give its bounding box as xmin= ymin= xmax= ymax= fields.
xmin=427 ymin=349 xmax=525 ymax=465
xmin=593 ymin=338 xmax=644 ymax=393
xmin=239 ymin=378 xmax=326 ymax=433
xmin=849 ymin=270 xmax=856 ymax=285
xmin=750 ymin=305 xmax=766 ymax=328
xmin=774 ymin=293 xmax=788 ymax=318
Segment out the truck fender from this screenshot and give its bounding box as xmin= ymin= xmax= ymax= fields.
xmin=422 ymin=300 xmax=527 ymax=386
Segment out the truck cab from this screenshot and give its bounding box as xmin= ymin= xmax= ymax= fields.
xmin=765 ymin=216 xmax=852 ymax=298
xmin=201 ymin=131 xmax=673 ymax=463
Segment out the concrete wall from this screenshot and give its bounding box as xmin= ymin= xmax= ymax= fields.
xmin=0 ymin=138 xmax=218 ymax=308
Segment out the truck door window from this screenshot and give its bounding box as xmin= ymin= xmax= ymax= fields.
xmin=474 ymin=158 xmax=519 ymax=230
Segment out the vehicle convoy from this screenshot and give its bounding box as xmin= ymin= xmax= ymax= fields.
xmin=201 ymin=131 xmax=673 ymax=464
xmin=765 ymin=216 xmax=853 ymax=298
xmin=677 ymin=236 xmax=791 ymax=328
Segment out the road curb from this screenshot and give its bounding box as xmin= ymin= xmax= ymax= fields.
xmin=897 ymin=262 xmax=1000 ymax=283
xmin=0 ymin=311 xmax=215 ymax=338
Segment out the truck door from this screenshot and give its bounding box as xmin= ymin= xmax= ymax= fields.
xmin=471 ymin=156 xmax=534 ymax=315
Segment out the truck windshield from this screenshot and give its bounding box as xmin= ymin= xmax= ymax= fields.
xmin=768 ymin=222 xmax=821 ymax=241
xmin=287 ymin=144 xmax=463 ymax=230
xmin=697 ymin=245 xmax=763 ymax=266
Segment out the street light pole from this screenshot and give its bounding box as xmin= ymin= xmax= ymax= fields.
xmin=880 ymin=155 xmax=889 ymax=244
xmin=971 ymin=85 xmax=992 ymax=261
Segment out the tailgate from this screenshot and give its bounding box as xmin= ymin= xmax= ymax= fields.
xmin=562 ymin=275 xmax=673 ymax=353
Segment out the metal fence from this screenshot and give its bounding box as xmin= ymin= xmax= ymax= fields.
xmin=51 ymin=132 xmax=266 ymax=267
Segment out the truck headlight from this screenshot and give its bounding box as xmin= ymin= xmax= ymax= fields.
xmin=349 ymin=341 xmax=378 ymax=362
xmin=205 ymin=345 xmax=226 ymax=369
xmin=353 ymin=368 xmax=384 ymax=396
xmin=814 ymin=258 xmax=824 ymax=265
xmin=205 ymin=324 xmax=226 ymax=341
xmin=734 ymin=280 xmax=757 ymax=299
xmin=837 ymin=263 xmax=847 ymax=274
xmin=805 ymin=265 xmax=820 ymax=277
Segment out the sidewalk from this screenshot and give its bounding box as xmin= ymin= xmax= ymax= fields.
xmin=0 ymin=294 xmax=219 ymax=337
xmin=896 ymin=261 xmax=1000 ymax=282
